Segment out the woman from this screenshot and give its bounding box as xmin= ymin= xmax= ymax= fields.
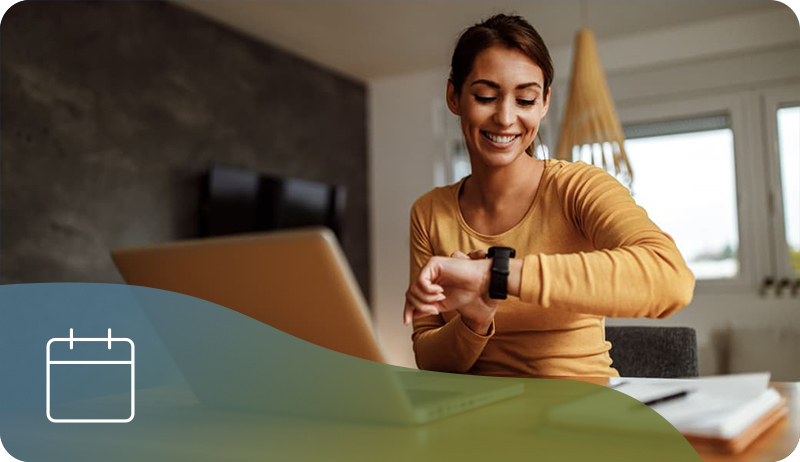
xmin=402 ymin=14 xmax=695 ymax=377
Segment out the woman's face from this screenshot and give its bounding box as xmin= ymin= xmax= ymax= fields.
xmin=447 ymin=46 xmax=550 ymax=170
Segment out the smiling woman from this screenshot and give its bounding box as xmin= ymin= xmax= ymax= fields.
xmin=403 ymin=14 xmax=695 ymax=378
xmin=449 ymin=47 xmax=549 ymax=172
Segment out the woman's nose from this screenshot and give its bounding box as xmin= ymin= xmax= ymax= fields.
xmin=493 ymin=100 xmax=515 ymax=127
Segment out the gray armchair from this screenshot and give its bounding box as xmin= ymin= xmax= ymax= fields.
xmin=605 ymin=326 xmax=699 ymax=378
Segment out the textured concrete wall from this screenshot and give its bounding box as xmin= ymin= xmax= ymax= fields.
xmin=0 ymin=1 xmax=370 ymax=298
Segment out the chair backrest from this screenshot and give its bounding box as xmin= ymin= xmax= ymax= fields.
xmin=605 ymin=326 xmax=698 ymax=378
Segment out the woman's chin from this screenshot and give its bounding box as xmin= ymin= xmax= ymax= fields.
xmin=474 ymin=150 xmax=526 ymax=169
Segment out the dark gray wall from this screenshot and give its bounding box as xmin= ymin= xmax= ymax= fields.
xmin=0 ymin=1 xmax=370 ymax=298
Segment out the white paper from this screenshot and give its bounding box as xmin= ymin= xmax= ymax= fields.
xmin=608 ymin=373 xmax=776 ymax=438
xmin=609 ymin=372 xmax=769 ymax=403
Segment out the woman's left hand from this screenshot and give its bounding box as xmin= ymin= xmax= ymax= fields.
xmin=403 ymin=251 xmax=491 ymax=325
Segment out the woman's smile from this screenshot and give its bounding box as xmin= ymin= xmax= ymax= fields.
xmin=481 ymin=131 xmax=520 ymax=148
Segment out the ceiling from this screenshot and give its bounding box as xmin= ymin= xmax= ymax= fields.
xmin=173 ymin=1 xmax=784 ymax=81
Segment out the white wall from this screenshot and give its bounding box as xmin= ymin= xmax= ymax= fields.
xmin=368 ymin=6 xmax=800 ymax=374
xmin=368 ymin=70 xmax=447 ymax=368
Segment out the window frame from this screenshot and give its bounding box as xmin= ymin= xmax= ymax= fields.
xmin=614 ymin=92 xmax=768 ymax=294
xmin=761 ymin=84 xmax=800 ymax=279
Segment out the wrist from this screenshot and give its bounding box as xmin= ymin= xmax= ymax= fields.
xmin=478 ymin=259 xmax=492 ymax=294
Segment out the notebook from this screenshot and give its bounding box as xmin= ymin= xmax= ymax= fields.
xmin=547 ymin=373 xmax=787 ymax=454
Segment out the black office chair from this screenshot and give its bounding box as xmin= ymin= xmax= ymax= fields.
xmin=605 ymin=326 xmax=699 ymax=378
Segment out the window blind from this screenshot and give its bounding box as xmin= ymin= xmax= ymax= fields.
xmin=624 ymin=114 xmax=730 ymax=140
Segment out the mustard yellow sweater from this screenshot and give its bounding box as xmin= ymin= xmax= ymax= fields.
xmin=409 ymin=159 xmax=695 ymax=377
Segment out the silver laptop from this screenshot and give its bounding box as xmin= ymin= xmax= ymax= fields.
xmin=111 ymin=227 xmax=523 ymax=424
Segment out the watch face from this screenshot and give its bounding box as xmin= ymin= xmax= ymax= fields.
xmin=489 ymin=246 xmax=516 ymax=258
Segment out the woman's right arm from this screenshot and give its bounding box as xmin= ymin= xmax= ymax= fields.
xmin=407 ymin=198 xmax=493 ymax=373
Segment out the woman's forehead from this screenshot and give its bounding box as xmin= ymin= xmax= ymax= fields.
xmin=468 ymin=46 xmax=544 ymax=88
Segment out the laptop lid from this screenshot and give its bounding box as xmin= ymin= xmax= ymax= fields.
xmin=110 ymin=228 xmax=385 ymax=363
xmin=111 ymin=228 xmax=423 ymax=423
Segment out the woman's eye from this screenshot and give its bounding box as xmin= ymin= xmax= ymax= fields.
xmin=473 ymin=95 xmax=536 ymax=106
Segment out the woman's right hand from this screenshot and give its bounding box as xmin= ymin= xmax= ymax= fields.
xmin=403 ymin=250 xmax=496 ymax=335
xmin=450 ymin=250 xmax=496 ymax=335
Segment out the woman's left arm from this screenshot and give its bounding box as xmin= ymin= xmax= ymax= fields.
xmin=413 ymin=165 xmax=695 ymax=319
xmin=411 ymin=165 xmax=695 ymax=319
xmin=512 ymin=164 xmax=695 ymax=318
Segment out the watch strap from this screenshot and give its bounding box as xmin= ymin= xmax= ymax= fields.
xmin=487 ymin=247 xmax=515 ymax=299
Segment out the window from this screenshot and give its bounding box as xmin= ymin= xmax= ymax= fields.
xmin=620 ymin=116 xmax=739 ymax=280
xmin=776 ymin=106 xmax=799 ymax=275
xmin=609 ymin=88 xmax=800 ymax=293
xmin=449 ymin=139 xmax=471 ymax=184
xmin=613 ymin=93 xmax=760 ymax=292
xmin=761 ymin=85 xmax=800 ymax=288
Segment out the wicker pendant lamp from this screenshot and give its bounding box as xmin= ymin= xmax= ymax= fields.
xmin=555 ymin=27 xmax=633 ymax=186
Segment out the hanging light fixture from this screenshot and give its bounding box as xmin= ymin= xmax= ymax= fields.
xmin=555 ymin=2 xmax=633 ymax=186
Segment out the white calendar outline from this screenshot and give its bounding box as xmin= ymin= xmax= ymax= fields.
xmin=46 ymin=329 xmax=135 ymax=423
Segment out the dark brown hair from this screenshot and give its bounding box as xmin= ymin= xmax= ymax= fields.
xmin=449 ymin=14 xmax=554 ymax=156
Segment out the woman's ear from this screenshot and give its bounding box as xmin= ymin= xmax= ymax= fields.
xmin=542 ymin=87 xmax=551 ymax=120
xmin=446 ymin=80 xmax=461 ymax=116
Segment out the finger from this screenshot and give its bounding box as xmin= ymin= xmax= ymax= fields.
xmin=403 ymin=303 xmax=414 ymax=326
xmin=418 ymin=267 xmax=444 ymax=294
xmin=411 ymin=301 xmax=441 ymax=317
xmin=407 ymin=294 xmax=445 ymax=316
xmin=450 ymin=251 xmax=469 ymax=260
xmin=468 ymin=249 xmax=488 ymax=260
xmin=405 ymin=289 xmax=444 ymax=323
xmin=421 ymin=282 xmax=444 ymax=295
xmin=403 ymin=302 xmax=414 ymax=325
xmin=418 ymin=258 xmax=445 ymax=290
xmin=407 ymin=286 xmax=446 ymax=306
xmin=404 ymin=301 xmax=440 ymax=325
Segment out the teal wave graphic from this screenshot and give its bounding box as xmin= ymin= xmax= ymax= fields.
xmin=0 ymin=284 xmax=700 ymax=461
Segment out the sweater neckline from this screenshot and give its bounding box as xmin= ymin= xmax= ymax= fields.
xmin=453 ymin=158 xmax=553 ymax=241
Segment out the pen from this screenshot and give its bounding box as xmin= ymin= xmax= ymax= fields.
xmin=642 ymin=390 xmax=691 ymax=407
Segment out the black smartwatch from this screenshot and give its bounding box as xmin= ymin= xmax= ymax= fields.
xmin=487 ymin=246 xmax=516 ymax=300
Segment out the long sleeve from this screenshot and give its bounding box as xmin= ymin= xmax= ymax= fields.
xmin=518 ymin=163 xmax=695 ymax=318
xmin=408 ymin=195 xmax=493 ymax=373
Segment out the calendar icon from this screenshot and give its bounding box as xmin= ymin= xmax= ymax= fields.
xmin=46 ymin=329 xmax=135 ymax=423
